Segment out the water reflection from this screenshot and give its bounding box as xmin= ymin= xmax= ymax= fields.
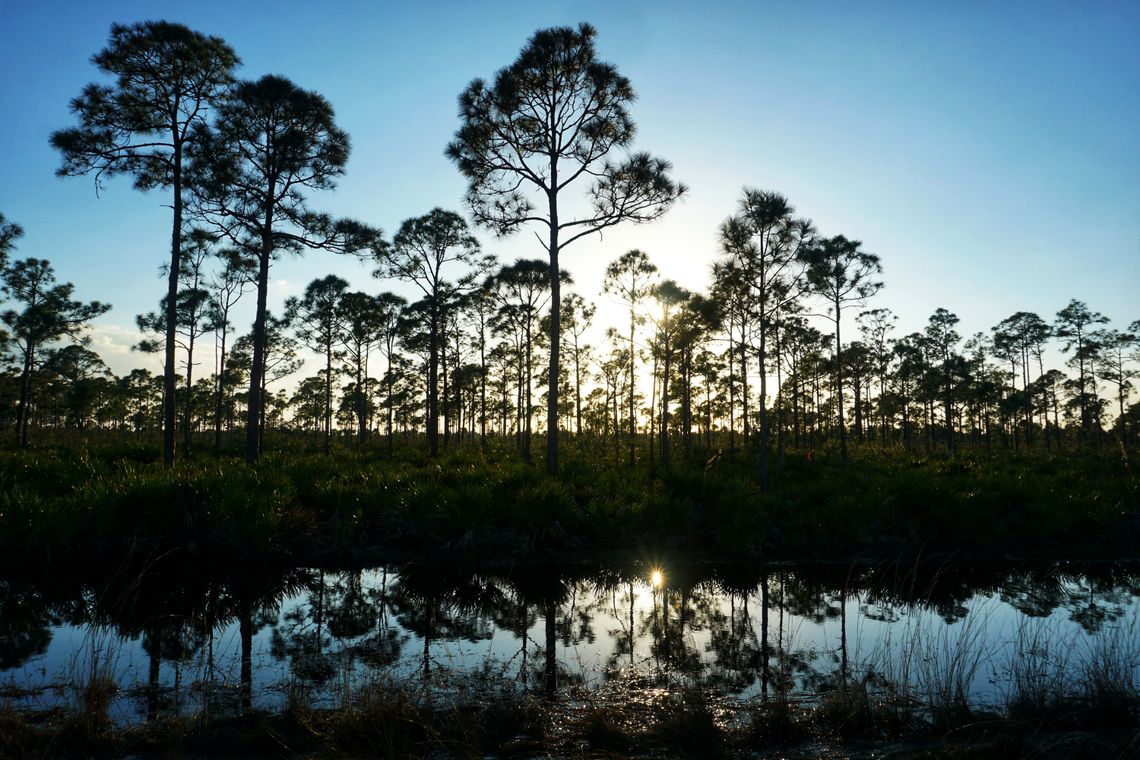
xmin=1 ymin=559 xmax=1137 ymax=725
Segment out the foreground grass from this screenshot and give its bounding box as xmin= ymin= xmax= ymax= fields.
xmin=3 ymin=666 xmax=1137 ymax=759
xmin=0 ymin=436 xmax=1137 ymax=570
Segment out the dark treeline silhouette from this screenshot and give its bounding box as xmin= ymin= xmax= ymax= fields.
xmin=3 ymin=201 xmax=1136 ymax=467
xmin=2 ymin=22 xmax=1135 ymax=469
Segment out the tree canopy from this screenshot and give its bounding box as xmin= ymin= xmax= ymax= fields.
xmin=448 ymin=22 xmax=685 ymax=474
xmin=51 ymin=20 xmax=239 ymax=467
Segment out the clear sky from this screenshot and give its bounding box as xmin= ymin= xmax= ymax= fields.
xmin=1 ymin=0 xmax=1137 ymax=380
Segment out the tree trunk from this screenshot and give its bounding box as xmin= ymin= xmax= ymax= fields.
xmin=214 ymin=326 xmax=228 ymax=454
xmin=758 ymin=324 xmax=770 ymax=490
xmin=628 ymin=310 xmax=637 ymax=467
xmin=185 ymin=332 xmax=195 ymax=454
xmin=524 ymin=320 xmax=533 ymax=463
xmin=355 ymin=354 xmax=365 ymax=446
xmin=428 ymin=302 xmax=439 ymax=457
xmin=740 ymin=324 xmax=750 ymax=448
xmin=660 ymin=345 xmax=670 ymax=467
xmin=649 ymin=351 xmax=656 ymax=465
xmin=16 ymin=345 xmax=34 ymax=447
xmin=574 ymin=335 xmax=582 ymax=438
xmin=480 ymin=326 xmax=487 ymax=448
xmin=163 ymin=141 xmax=182 ymax=468
xmin=442 ymin=327 xmax=451 ymax=448
xmin=245 ymin=213 xmax=272 ymax=464
xmin=546 ymin=180 xmax=561 ymax=475
xmin=833 ymin=294 xmax=847 ymax=461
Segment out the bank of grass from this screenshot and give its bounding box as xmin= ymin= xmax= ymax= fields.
xmin=0 ymin=437 xmax=1136 ymax=571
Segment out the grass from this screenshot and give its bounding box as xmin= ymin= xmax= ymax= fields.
xmin=3 ymin=658 xmax=1136 ymax=759
xmin=0 ymin=436 xmax=1136 ymax=573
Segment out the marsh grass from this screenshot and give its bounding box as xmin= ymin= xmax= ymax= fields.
xmin=273 ymin=665 xmax=545 ymax=758
xmin=1 ymin=441 xmax=1136 ymax=573
xmin=1075 ymin=608 xmax=1140 ymax=729
xmin=993 ymin=606 xmax=1140 ymax=733
xmin=914 ymin=604 xmax=992 ymax=729
xmin=999 ymin=619 xmax=1079 ymax=723
xmin=741 ymin=698 xmax=812 ymax=747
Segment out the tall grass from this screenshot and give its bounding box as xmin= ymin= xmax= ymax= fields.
xmin=1000 ymin=618 xmax=1078 ymax=721
xmin=1 ymin=441 xmax=1136 ymax=572
xmin=1076 ymin=607 xmax=1140 ymax=728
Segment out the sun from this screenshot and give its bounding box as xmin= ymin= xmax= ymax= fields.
xmin=650 ymin=569 xmax=664 ymax=588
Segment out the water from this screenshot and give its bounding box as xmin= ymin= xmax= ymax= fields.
xmin=2 ymin=559 xmax=1137 ymax=725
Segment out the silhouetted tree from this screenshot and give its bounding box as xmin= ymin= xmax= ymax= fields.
xmin=135 ymin=228 xmax=215 ymax=452
xmin=961 ymin=332 xmax=998 ymax=445
xmin=375 ymin=208 xmax=486 ymax=456
xmin=338 ymin=291 xmax=381 ymax=445
xmin=0 ymin=213 xmax=20 ymax=271
xmin=205 ymin=246 xmax=254 ymax=451
xmin=857 ymin=307 xmax=897 ymax=445
xmin=0 ymin=216 xmax=23 ymax=356
xmin=603 ymin=250 xmax=658 ymax=466
xmin=372 ymin=293 xmax=406 ymax=456
xmin=800 ymin=235 xmax=883 ymax=460
xmin=561 ymin=293 xmax=596 ymax=437
xmin=189 ymin=74 xmax=379 ymax=462
xmin=488 ymin=259 xmax=562 ymax=462
xmin=1093 ymin=327 xmax=1138 ymax=445
xmin=843 ymin=341 xmax=873 ymax=443
xmin=230 ymin=311 xmax=301 ymax=445
xmin=650 ymin=280 xmax=692 ymax=466
xmin=52 ymin=21 xmax=238 ymax=467
xmin=924 ymin=308 xmax=965 ymax=449
xmin=288 ymin=275 xmax=348 ymax=453
xmin=448 ymin=23 xmax=685 ymax=474
xmin=290 ymin=374 xmax=330 ymax=434
xmin=719 ymin=189 xmax=814 ymax=486
xmin=120 ymin=368 xmax=163 ymax=433
xmin=1 ymin=258 xmax=110 ymax=445
xmin=710 ymin=259 xmax=751 ymax=451
xmin=40 ymin=344 xmax=111 ymax=431
xmin=1055 ymin=300 xmax=1108 ymax=441
xmin=992 ymin=311 xmax=1051 ymax=446
xmin=458 ymin=284 xmax=496 ymax=447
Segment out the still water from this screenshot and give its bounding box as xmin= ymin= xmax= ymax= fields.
xmin=2 ymin=559 xmax=1137 ymax=724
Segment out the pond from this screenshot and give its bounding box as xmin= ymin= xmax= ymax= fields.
xmin=2 ymin=558 xmax=1138 ymax=726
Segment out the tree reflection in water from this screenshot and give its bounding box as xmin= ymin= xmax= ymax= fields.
xmin=0 ymin=559 xmax=1137 ymax=724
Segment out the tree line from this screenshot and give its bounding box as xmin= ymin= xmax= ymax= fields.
xmin=2 ymin=21 xmax=1136 ymax=479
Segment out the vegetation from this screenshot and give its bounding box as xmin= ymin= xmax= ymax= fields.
xmin=7 ymin=15 xmax=1134 ymax=760
xmin=0 ymin=21 xmax=1134 ymax=579
xmin=447 ymin=22 xmax=686 ymax=474
xmin=51 ymin=20 xmax=240 ymax=468
xmin=3 ymin=20 xmax=1132 ymax=483
xmin=0 ymin=437 xmax=1134 ymax=572
xmin=1 ymin=248 xmax=110 ymax=447
xmin=186 ymin=73 xmax=379 ymax=464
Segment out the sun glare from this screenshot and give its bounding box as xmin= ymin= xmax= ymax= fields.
xmin=650 ymin=569 xmax=664 ymax=588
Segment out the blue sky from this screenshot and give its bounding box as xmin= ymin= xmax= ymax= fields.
xmin=0 ymin=0 xmax=1136 ymax=378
